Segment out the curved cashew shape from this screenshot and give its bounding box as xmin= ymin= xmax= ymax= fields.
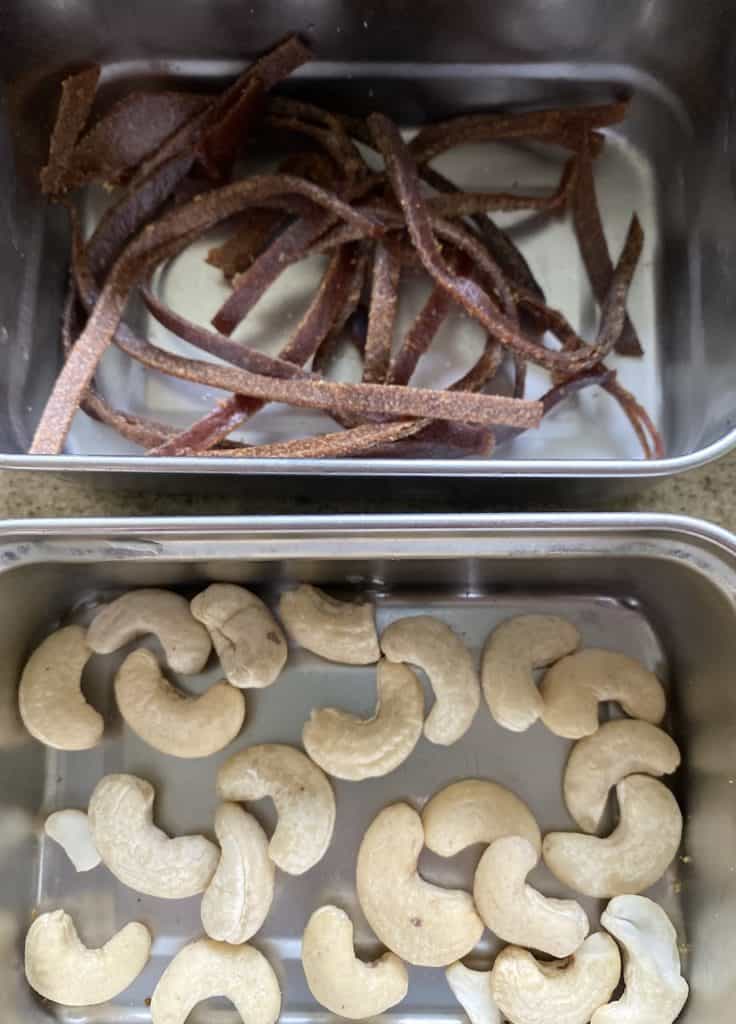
xmin=302 ymin=905 xmax=409 ymax=1018
xmin=25 ymin=910 xmax=151 ymax=1006
xmin=446 ymin=962 xmax=502 ymax=1024
xmin=279 ymin=584 xmax=379 ymax=664
xmin=481 ymin=615 xmax=580 ymax=732
xmin=422 ymin=779 xmax=541 ymax=858
xmin=474 ymin=836 xmax=589 ymax=957
xmin=44 ymin=809 xmax=101 ymax=872
xmin=491 ymin=933 xmax=621 ymax=1024
xmin=540 ymin=649 xmax=667 ymax=739
xmin=88 ymin=773 xmax=219 ymax=898
xmin=201 ymin=803 xmax=275 ymax=945
xmin=87 ymin=588 xmax=211 ymax=674
xmin=381 ymin=615 xmax=480 ymax=745
xmin=564 ymin=720 xmax=681 ymax=832
xmin=217 ymin=744 xmax=335 ymax=875
xmin=150 ymin=938 xmax=280 ymax=1024
xmin=593 ymin=896 xmax=688 ymax=1024
xmin=19 ymin=626 xmax=102 ymax=750
xmin=543 ymin=775 xmax=683 ymax=898
xmin=114 ymin=649 xmax=245 ymax=758
xmin=356 ymin=802 xmax=484 ymax=967
xmin=302 ymin=658 xmax=424 ymax=780
xmin=191 ymin=583 xmax=287 ymax=689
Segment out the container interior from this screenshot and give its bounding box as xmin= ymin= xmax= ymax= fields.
xmin=0 ymin=519 xmax=734 ymax=1022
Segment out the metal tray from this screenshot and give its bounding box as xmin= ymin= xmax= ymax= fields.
xmin=0 ymin=512 xmax=734 ymax=1022
xmin=2 ymin=1 xmax=736 ymax=490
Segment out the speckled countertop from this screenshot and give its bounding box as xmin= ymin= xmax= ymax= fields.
xmin=0 ymin=450 xmax=733 ymax=530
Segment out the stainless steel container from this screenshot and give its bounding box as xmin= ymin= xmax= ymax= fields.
xmin=2 ymin=1 xmax=735 ymax=492
xmin=0 ymin=512 xmax=734 ymax=1021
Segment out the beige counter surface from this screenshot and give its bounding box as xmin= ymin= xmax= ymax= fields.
xmin=0 ymin=449 xmax=733 ymax=531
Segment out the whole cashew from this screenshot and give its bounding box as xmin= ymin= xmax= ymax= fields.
xmin=422 ymin=779 xmax=541 ymax=858
xmin=279 ymin=584 xmax=379 ymax=664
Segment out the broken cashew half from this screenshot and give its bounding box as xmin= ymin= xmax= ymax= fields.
xmin=150 ymin=938 xmax=281 ymax=1024
xmin=191 ymin=583 xmax=287 ymax=689
xmin=381 ymin=615 xmax=480 ymax=745
xmin=491 ymin=933 xmax=621 ymax=1024
xmin=87 ymin=588 xmax=211 ymax=674
xmin=422 ymin=779 xmax=541 ymax=858
xmin=540 ymin=649 xmax=667 ymax=739
xmin=481 ymin=615 xmax=580 ymax=732
xmin=446 ymin=962 xmax=502 ymax=1024
xmin=356 ymin=802 xmax=484 ymax=967
xmin=543 ymin=775 xmax=683 ymax=898
xmin=217 ymin=744 xmax=335 ymax=875
xmin=564 ymin=720 xmax=681 ymax=833
xmin=302 ymin=905 xmax=409 ymax=1019
xmin=302 ymin=658 xmax=424 ymax=780
xmin=114 ymin=649 xmax=245 ymax=758
xmin=19 ymin=625 xmax=102 ymax=750
xmin=25 ymin=910 xmax=151 ymax=1006
xmin=201 ymin=803 xmax=275 ymax=945
xmin=88 ymin=773 xmax=219 ymax=898
xmin=279 ymin=584 xmax=379 ymax=664
xmin=593 ymin=895 xmax=689 ymax=1024
xmin=44 ymin=809 xmax=100 ymax=872
xmin=474 ymin=836 xmax=589 ymax=958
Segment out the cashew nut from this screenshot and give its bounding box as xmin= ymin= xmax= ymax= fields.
xmin=473 ymin=836 xmax=589 ymax=958
xmin=191 ymin=583 xmax=287 ymax=688
xmin=87 ymin=588 xmax=211 ymax=673
xmin=201 ymin=803 xmax=275 ymax=945
xmin=19 ymin=625 xmax=102 ymax=750
xmin=422 ymin=779 xmax=541 ymax=858
xmin=88 ymin=773 xmax=218 ymax=898
xmin=481 ymin=615 xmax=580 ymax=732
xmin=356 ymin=802 xmax=484 ymax=967
xmin=302 ymin=658 xmax=424 ymax=780
xmin=25 ymin=910 xmax=151 ymax=1006
xmin=446 ymin=962 xmax=502 ymax=1024
xmin=114 ymin=649 xmax=245 ymax=759
xmin=302 ymin=905 xmax=409 ymax=1018
xmin=491 ymin=933 xmax=621 ymax=1024
xmin=593 ymin=896 xmax=688 ymax=1024
xmin=564 ymin=720 xmax=681 ymax=833
xmin=217 ymin=744 xmax=335 ymax=875
xmin=543 ymin=775 xmax=683 ymax=897
xmin=44 ymin=809 xmax=101 ymax=872
xmin=279 ymin=584 xmax=379 ymax=664
xmin=540 ymin=649 xmax=667 ymax=739
xmin=150 ymin=938 xmax=281 ymax=1024
xmin=381 ymin=615 xmax=480 ymax=745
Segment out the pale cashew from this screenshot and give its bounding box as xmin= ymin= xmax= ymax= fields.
xmin=114 ymin=649 xmax=245 ymax=758
xmin=564 ymin=720 xmax=681 ymax=833
xmin=381 ymin=615 xmax=480 ymax=745
xmin=150 ymin=938 xmax=280 ymax=1024
xmin=201 ymin=803 xmax=275 ymax=945
xmin=473 ymin=836 xmax=589 ymax=957
xmin=302 ymin=905 xmax=409 ymax=1018
xmin=44 ymin=809 xmax=100 ymax=872
xmin=87 ymin=588 xmax=211 ymax=673
xmin=217 ymin=744 xmax=335 ymax=875
xmin=279 ymin=584 xmax=379 ymax=664
xmin=25 ymin=910 xmax=151 ymax=1006
xmin=481 ymin=615 xmax=580 ymax=732
xmin=593 ymin=896 xmax=688 ymax=1024
xmin=19 ymin=625 xmax=102 ymax=750
xmin=446 ymin=962 xmax=502 ymax=1024
xmin=422 ymin=779 xmax=541 ymax=858
xmin=490 ymin=933 xmax=621 ymax=1024
xmin=302 ymin=658 xmax=424 ymax=780
xmin=191 ymin=583 xmax=287 ymax=689
xmin=356 ymin=802 xmax=484 ymax=967
xmin=540 ymin=649 xmax=666 ymax=739
xmin=88 ymin=773 xmax=218 ymax=898
xmin=543 ymin=775 xmax=683 ymax=898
